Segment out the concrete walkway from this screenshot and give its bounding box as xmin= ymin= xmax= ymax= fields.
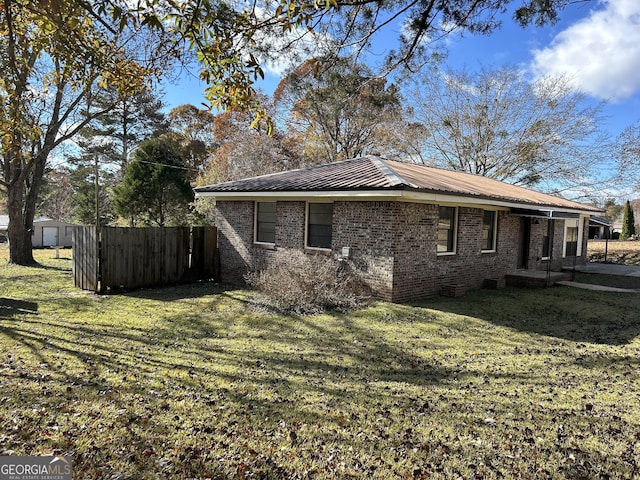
xmin=559 ymin=262 xmax=640 ymax=293
xmin=569 ymin=263 xmax=640 ymax=277
xmin=556 ymin=280 xmax=640 ymax=293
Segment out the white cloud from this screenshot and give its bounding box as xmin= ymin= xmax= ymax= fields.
xmin=530 ymin=0 xmax=640 ymax=102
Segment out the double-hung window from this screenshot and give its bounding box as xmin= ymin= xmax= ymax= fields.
xmin=565 ymin=225 xmax=579 ymax=256
xmin=306 ymin=203 xmax=333 ymax=250
xmin=437 ymin=206 xmax=457 ymax=254
xmin=255 ymin=201 xmax=276 ymax=244
xmin=481 ymin=210 xmax=497 ymax=252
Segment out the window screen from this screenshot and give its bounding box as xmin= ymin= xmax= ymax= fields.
xmin=482 ymin=210 xmax=496 ymax=251
xmin=437 ymin=206 xmax=456 ymax=253
xmin=256 ymin=202 xmax=276 ymax=244
xmin=307 ymin=203 xmax=333 ymax=249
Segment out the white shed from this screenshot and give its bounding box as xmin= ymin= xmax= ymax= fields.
xmin=0 ymin=215 xmax=78 ymax=247
xmin=32 ymin=217 xmax=78 ymax=247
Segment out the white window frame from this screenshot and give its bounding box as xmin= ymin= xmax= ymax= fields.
xmin=254 ymin=201 xmax=276 ymax=245
xmin=481 ymin=210 xmax=498 ymax=253
xmin=305 ymin=202 xmax=333 ymax=251
xmin=437 ymin=206 xmax=458 ymax=256
xmin=563 ymin=218 xmax=583 ymax=257
xmin=541 ymin=219 xmax=551 ymax=261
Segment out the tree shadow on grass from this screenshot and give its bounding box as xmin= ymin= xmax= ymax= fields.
xmin=0 ymin=297 xmax=38 ymax=318
xmin=118 ymin=281 xmax=233 ymax=302
xmin=25 ymin=260 xmax=72 ymax=272
xmin=413 ymin=286 xmax=640 ymax=346
xmin=0 ymin=293 xmax=451 ymax=398
xmin=4 ymin=289 xmax=597 ymax=479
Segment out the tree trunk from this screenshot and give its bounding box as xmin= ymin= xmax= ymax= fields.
xmin=7 ymin=178 xmax=36 ymax=265
xmin=5 ymin=151 xmax=47 ymax=266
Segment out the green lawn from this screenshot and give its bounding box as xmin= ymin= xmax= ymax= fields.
xmin=1 ymin=248 xmax=639 ymax=479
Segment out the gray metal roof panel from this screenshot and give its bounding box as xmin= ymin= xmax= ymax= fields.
xmin=194 ymin=156 xmax=601 ymax=213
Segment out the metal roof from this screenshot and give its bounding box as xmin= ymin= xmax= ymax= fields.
xmin=196 ymin=157 xmax=399 ymax=193
xmin=195 ymin=155 xmax=601 ymax=214
xmin=589 ymin=216 xmax=611 ymax=227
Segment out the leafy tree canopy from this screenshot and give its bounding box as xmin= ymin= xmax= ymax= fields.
xmin=0 ymin=0 xmax=162 ymax=263
xmin=165 ymin=105 xmax=217 ymax=180
xmin=112 ymin=137 xmax=194 ymax=227
xmin=18 ymin=0 xmax=589 ymax=127
xmin=275 ymin=57 xmax=407 ymax=163
xmin=603 ymin=198 xmax=623 ymax=224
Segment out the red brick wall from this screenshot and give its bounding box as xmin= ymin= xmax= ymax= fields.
xmin=215 ymin=201 xmax=254 ymax=284
xmin=527 ymin=218 xmax=562 ymax=271
xmin=215 ymin=201 xmax=308 ymax=285
xmin=332 ymin=201 xmax=396 ymax=299
xmin=214 ymin=200 xmax=587 ymax=302
xmin=391 ymin=206 xmax=521 ymax=302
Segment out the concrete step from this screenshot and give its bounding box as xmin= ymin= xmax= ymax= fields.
xmin=505 ymin=270 xmax=571 ymax=288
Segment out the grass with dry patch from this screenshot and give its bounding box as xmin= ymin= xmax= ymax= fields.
xmin=1 ymin=247 xmax=639 ymax=479
xmin=588 ymin=240 xmax=640 ymax=266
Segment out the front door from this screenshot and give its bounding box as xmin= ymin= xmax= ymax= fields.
xmin=517 ymin=218 xmax=531 ymax=269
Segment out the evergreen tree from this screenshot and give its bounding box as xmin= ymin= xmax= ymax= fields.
xmin=65 ymin=129 xmax=118 ymax=226
xmin=62 ymin=88 xmax=169 ymax=227
xmin=85 ymin=87 xmax=169 ymax=173
xmin=112 ymin=137 xmax=194 ymax=227
xmin=621 ymin=200 xmax=636 ymax=240
xmin=67 ymin=155 xmax=116 ymax=227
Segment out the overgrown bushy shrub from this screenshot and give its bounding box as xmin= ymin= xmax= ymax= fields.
xmin=246 ymin=251 xmax=370 ymax=314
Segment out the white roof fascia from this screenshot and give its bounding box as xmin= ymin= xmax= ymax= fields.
xmin=196 ymin=188 xmax=598 ymax=215
xmin=400 ymin=191 xmax=599 ymax=215
xmin=194 ymin=190 xmax=405 ymax=200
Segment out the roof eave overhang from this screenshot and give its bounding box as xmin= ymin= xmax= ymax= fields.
xmin=194 ymin=189 xmax=403 ymax=200
xmin=195 ymin=188 xmax=600 ymax=216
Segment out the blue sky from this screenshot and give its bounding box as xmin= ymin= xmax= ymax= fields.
xmin=163 ymin=0 xmax=640 ymax=139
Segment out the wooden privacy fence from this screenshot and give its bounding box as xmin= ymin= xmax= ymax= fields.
xmin=72 ymin=226 xmax=218 ymax=292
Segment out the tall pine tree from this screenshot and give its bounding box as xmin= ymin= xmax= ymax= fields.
xmin=84 ymin=87 xmax=169 ymax=173
xmin=66 ymin=135 xmax=117 ymax=227
xmin=64 ymin=87 xmax=169 ymax=226
xmin=621 ymin=200 xmax=636 ymax=240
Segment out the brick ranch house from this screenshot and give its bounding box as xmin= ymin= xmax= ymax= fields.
xmin=195 ymin=156 xmax=601 ymax=302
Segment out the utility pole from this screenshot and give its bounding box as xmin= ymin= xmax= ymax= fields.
xmin=95 ymin=154 xmax=100 ymax=229
xmin=94 ymin=153 xmax=102 ymax=292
